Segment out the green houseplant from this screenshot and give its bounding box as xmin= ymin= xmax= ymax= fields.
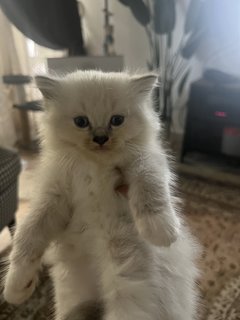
xmin=118 ymin=0 xmax=207 ymax=134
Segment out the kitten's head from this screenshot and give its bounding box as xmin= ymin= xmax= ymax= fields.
xmin=36 ymin=70 xmax=159 ymax=159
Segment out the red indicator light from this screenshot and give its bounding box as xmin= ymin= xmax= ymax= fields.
xmin=214 ymin=111 xmax=227 ymax=117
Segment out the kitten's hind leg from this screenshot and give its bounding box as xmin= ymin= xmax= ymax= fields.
xmin=51 ymin=258 xmax=99 ymax=320
xmin=100 ymin=233 xmax=160 ymax=320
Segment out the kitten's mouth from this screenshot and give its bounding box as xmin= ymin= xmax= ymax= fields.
xmin=93 ymin=145 xmax=110 ymax=152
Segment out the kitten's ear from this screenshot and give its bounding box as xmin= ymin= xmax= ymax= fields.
xmin=35 ymin=75 xmax=60 ymax=100
xmin=131 ymin=74 xmax=158 ymax=95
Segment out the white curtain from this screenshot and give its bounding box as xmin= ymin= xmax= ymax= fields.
xmin=0 ymin=8 xmax=31 ymax=148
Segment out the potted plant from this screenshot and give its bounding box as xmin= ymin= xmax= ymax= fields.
xmin=118 ymin=0 xmax=207 ymax=135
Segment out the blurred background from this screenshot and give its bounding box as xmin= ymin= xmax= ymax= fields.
xmin=0 ymin=1 xmax=240 ymax=319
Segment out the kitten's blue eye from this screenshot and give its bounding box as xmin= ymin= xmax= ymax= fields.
xmin=110 ymin=115 xmax=124 ymax=127
xmin=73 ymin=116 xmax=89 ymax=128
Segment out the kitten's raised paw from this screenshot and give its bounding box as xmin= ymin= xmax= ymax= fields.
xmin=4 ymin=276 xmax=37 ymax=305
xmin=3 ymin=266 xmax=38 ymax=305
xmin=135 ymin=214 xmax=180 ymax=247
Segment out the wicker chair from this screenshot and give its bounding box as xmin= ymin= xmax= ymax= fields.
xmin=0 ymin=147 xmax=21 ymax=235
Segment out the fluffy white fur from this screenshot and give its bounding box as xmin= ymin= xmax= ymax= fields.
xmin=3 ymin=71 xmax=199 ymax=320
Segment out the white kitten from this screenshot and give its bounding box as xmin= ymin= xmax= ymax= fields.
xmin=4 ymin=71 xmax=199 ymax=320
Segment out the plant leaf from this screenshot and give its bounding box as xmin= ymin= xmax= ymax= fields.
xmin=167 ymin=32 xmax=172 ymax=48
xmin=147 ymin=61 xmax=153 ymax=71
xmin=153 ymin=0 xmax=176 ymax=35
xmin=154 ymin=35 xmax=160 ymax=68
xmin=182 ymin=1 xmax=209 ymax=58
xmin=118 ymin=0 xmax=129 ymax=7
xmin=178 ymin=69 xmax=190 ymax=96
xmin=118 ymin=0 xmax=150 ymax=26
xmin=130 ymin=0 xmax=151 ymax=26
xmin=181 ymin=31 xmax=204 ymax=59
xmin=184 ymin=0 xmax=203 ymax=34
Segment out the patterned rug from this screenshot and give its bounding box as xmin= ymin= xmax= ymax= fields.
xmin=0 ymin=174 xmax=239 ymax=319
xmin=180 ymin=175 xmax=240 ymax=320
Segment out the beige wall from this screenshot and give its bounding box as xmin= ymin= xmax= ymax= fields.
xmin=81 ymin=0 xmax=150 ymax=71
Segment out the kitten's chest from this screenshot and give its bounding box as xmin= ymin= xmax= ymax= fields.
xmin=70 ymin=163 xmax=125 ymax=226
xmin=60 ymin=161 xmax=132 ymax=255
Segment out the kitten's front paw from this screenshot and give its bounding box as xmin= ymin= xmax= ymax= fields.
xmin=135 ymin=213 xmax=180 ymax=247
xmin=3 ymin=265 xmax=38 ymax=305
